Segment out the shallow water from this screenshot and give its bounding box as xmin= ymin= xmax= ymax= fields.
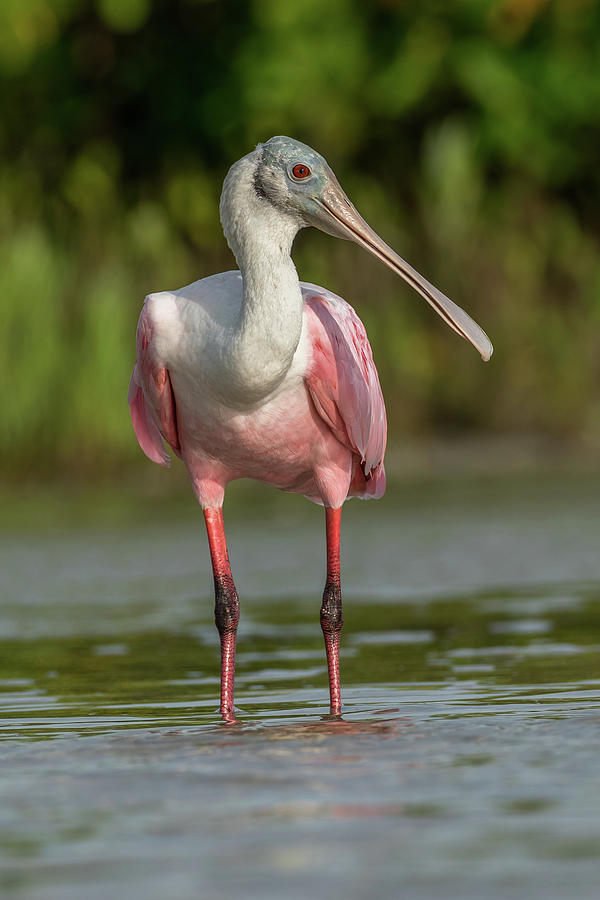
xmin=1 ymin=473 xmax=599 ymax=898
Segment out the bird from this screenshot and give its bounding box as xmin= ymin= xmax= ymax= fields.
xmin=128 ymin=136 xmax=492 ymax=722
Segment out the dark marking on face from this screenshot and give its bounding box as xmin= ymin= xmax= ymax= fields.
xmin=252 ymin=147 xmax=275 ymax=205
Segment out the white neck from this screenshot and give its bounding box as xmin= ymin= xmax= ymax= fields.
xmin=219 ymin=152 xmax=304 ymax=402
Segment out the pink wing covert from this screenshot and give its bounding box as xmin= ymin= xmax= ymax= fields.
xmin=303 ymin=286 xmax=387 ymax=499
xmin=128 ymin=299 xmax=181 ymax=467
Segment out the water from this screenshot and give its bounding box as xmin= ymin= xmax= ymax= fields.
xmin=1 ymin=472 xmax=599 ymax=898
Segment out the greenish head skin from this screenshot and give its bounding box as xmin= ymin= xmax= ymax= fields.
xmin=252 ymin=135 xmax=493 ymax=362
xmin=254 ymin=135 xmax=349 ymax=238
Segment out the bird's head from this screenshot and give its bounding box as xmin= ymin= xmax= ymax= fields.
xmin=252 ymin=135 xmax=492 ymax=362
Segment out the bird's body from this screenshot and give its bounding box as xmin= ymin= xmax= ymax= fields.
xmin=129 ymin=136 xmax=491 ymax=720
xmin=129 ymin=271 xmax=385 ymax=510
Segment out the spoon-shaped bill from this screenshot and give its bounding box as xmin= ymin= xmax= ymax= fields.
xmin=315 ymin=183 xmax=493 ymax=362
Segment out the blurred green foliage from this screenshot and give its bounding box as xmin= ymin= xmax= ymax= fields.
xmin=2 ymin=0 xmax=600 ymax=478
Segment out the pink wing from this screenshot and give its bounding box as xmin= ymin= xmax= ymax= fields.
xmin=128 ymin=298 xmax=181 ymax=467
xmin=303 ymin=285 xmax=387 ymax=498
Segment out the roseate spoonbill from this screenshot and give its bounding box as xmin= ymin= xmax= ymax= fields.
xmin=128 ymin=136 xmax=492 ymax=721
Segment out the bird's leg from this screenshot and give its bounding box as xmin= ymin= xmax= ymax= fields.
xmin=203 ymin=507 xmax=240 ymax=722
xmin=321 ymin=506 xmax=343 ymax=716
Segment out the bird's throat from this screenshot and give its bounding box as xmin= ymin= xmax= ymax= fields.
xmin=229 ymin=245 xmax=304 ymax=404
xmin=220 ymin=157 xmax=305 ymax=404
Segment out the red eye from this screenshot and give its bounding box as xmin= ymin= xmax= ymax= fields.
xmin=292 ymin=163 xmax=311 ymax=179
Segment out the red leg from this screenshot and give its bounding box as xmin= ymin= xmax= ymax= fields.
xmin=203 ymin=507 xmax=239 ymax=723
xmin=321 ymin=506 xmax=343 ymax=715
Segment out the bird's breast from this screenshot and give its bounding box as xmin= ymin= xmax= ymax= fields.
xmin=173 ymin=368 xmax=324 ymax=484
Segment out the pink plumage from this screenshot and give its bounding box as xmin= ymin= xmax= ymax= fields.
xmin=304 ymin=287 xmax=386 ymax=499
xmin=128 ymin=307 xmax=179 ymax=467
xmin=128 ymin=136 xmax=491 ymax=721
xmin=129 ymin=282 xmax=387 ymax=505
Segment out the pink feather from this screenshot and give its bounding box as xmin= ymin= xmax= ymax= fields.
xmin=303 ymin=285 xmax=387 ymax=499
xmin=128 ymin=300 xmax=181 ymax=467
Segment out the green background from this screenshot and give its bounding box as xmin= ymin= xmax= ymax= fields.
xmin=2 ymin=0 xmax=600 ymax=479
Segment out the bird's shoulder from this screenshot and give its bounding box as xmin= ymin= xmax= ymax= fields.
xmin=138 ymin=271 xmax=244 ymax=354
xmin=144 ymin=270 xmax=243 ymax=323
xmin=300 ymin=281 xmax=373 ymax=355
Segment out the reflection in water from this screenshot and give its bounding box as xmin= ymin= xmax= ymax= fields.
xmin=1 ymin=585 xmax=600 ymax=738
xmin=1 ymin=585 xmax=599 ymax=738
xmin=1 ymin=477 xmax=600 ymax=899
